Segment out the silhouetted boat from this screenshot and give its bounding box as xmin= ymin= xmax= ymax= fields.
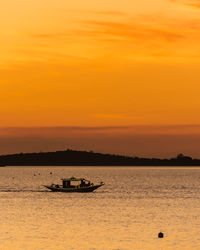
xmin=44 ymin=176 xmax=104 ymax=192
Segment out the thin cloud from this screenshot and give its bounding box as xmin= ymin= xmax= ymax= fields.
xmin=32 ymin=33 xmax=69 ymax=39
xmin=30 ymin=14 xmax=200 ymax=60
xmin=1 ymin=125 xmax=200 ymax=137
xmin=32 ymin=34 xmax=59 ymax=39
xmin=170 ymin=0 xmax=200 ymax=9
xmin=0 ymin=126 xmax=133 ymax=137
xmin=81 ymin=20 xmax=184 ymax=42
xmin=93 ymin=113 xmax=128 ymax=119
xmin=186 ymin=1 xmax=200 ymax=8
xmin=32 ymin=17 xmax=185 ymax=43
xmin=80 ymin=10 xmax=126 ymax=16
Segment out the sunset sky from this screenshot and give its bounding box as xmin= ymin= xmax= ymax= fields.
xmin=1 ymin=0 xmax=200 ymax=157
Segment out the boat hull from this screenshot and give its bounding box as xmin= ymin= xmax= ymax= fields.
xmin=44 ymin=184 xmax=103 ymax=192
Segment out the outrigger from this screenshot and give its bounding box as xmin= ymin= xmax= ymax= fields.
xmin=44 ymin=176 xmax=104 ymax=192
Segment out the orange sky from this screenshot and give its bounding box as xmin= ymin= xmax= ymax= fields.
xmin=1 ymin=0 xmax=200 ymax=156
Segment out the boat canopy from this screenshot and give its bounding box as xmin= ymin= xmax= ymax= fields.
xmin=61 ymin=176 xmax=90 ymax=182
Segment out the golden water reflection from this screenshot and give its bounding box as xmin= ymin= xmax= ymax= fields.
xmin=0 ymin=167 xmax=200 ymax=249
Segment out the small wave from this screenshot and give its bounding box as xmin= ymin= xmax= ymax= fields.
xmin=0 ymin=189 xmax=50 ymax=192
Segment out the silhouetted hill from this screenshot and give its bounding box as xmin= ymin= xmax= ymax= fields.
xmin=0 ymin=149 xmax=199 ymax=166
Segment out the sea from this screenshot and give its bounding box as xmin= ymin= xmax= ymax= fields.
xmin=0 ymin=166 xmax=200 ymax=250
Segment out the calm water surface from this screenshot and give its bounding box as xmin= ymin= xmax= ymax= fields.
xmin=0 ymin=166 xmax=200 ymax=249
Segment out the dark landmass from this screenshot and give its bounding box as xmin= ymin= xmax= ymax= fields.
xmin=0 ymin=150 xmax=199 ymax=166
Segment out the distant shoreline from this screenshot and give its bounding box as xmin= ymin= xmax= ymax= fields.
xmin=0 ymin=149 xmax=200 ymax=166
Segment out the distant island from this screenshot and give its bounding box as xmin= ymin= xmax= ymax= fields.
xmin=0 ymin=149 xmax=200 ymax=166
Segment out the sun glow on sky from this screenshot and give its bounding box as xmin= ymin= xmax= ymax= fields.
xmin=1 ymin=0 xmax=200 ymax=127
xmin=1 ymin=0 xmax=200 ymax=156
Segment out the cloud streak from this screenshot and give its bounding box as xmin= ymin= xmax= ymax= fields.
xmin=170 ymin=0 xmax=200 ymax=9
xmin=33 ymin=18 xmax=185 ymax=43
xmin=81 ymin=19 xmax=184 ymax=42
xmin=29 ymin=11 xmax=200 ymax=61
xmin=78 ymin=10 xmax=126 ymax=16
xmin=1 ymin=125 xmax=200 ymax=137
xmin=186 ymin=1 xmax=200 ymax=8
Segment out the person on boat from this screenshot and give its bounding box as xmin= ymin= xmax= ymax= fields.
xmin=80 ymin=179 xmax=85 ymax=187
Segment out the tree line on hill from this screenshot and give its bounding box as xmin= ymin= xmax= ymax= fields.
xmin=0 ymin=150 xmax=199 ymax=166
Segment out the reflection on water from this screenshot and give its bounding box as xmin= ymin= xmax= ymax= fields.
xmin=0 ymin=166 xmax=200 ymax=249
